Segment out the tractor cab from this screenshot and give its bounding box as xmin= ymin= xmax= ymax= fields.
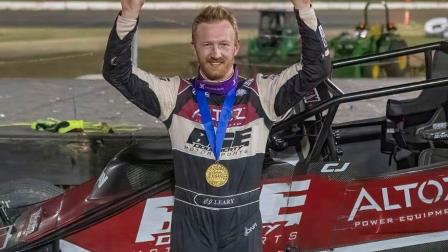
xmin=247 ymin=10 xmax=300 ymax=74
xmin=355 ymin=1 xmax=397 ymax=37
xmin=330 ymin=1 xmax=408 ymax=78
xmin=258 ymin=10 xmax=297 ymax=44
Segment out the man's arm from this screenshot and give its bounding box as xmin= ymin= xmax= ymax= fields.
xmin=102 ymin=0 xmax=180 ymax=122
xmin=256 ymin=0 xmax=331 ymax=122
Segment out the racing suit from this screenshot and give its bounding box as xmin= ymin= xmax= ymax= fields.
xmin=103 ymin=7 xmax=330 ymax=252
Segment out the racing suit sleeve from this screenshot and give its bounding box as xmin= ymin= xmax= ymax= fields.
xmin=256 ymin=7 xmax=331 ymax=122
xmin=102 ymin=14 xmax=180 ymax=122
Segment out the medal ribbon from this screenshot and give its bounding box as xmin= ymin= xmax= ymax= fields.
xmin=195 ymin=69 xmax=238 ymax=161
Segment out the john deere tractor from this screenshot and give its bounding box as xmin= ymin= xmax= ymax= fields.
xmin=247 ymin=10 xmax=301 ymax=74
xmin=245 ymin=1 xmax=408 ymax=78
xmin=330 ymin=1 xmax=409 ymax=78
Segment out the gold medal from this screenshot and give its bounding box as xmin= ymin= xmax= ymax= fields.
xmin=205 ymin=162 xmax=229 ymax=187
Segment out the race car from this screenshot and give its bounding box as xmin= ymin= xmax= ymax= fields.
xmin=0 ymin=40 xmax=447 ymax=252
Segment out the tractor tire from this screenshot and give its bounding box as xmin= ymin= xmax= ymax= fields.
xmin=32 ymin=242 xmax=61 ymax=252
xmin=433 ymin=50 xmax=448 ymax=79
xmin=384 ymin=39 xmax=409 ymax=77
xmin=0 ymin=178 xmax=63 ymax=208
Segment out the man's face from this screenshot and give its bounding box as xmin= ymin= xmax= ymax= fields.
xmin=193 ymin=20 xmax=240 ymax=81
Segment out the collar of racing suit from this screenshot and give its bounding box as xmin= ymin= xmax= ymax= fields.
xmin=195 ymin=65 xmax=239 ymax=95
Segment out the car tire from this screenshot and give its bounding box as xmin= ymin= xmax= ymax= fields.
xmin=432 ymin=50 xmax=448 ymax=78
xmin=0 ymin=179 xmax=63 ymax=252
xmin=32 ymin=242 xmax=61 ymax=252
xmin=0 ymin=178 xmax=63 ymax=208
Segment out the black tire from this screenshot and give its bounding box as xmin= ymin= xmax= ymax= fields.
xmin=32 ymin=241 xmax=61 ymax=252
xmin=384 ymin=39 xmax=409 ymax=77
xmin=0 ymin=180 xmax=63 ymax=252
xmin=0 ymin=179 xmax=63 ymax=208
xmin=433 ymin=50 xmax=448 ymax=79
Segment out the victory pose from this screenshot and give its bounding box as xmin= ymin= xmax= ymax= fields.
xmin=103 ymin=0 xmax=330 ymax=251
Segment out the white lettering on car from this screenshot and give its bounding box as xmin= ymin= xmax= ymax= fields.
xmin=321 ymin=163 xmax=350 ymax=173
xmin=259 ymin=180 xmax=310 ymax=226
xmin=135 ymin=196 xmax=173 ymax=243
xmin=349 ymin=177 xmax=448 ymax=221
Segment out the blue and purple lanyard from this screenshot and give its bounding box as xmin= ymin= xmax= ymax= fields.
xmin=194 ymin=67 xmax=239 ymax=161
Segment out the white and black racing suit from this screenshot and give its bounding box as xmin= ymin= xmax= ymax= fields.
xmin=103 ymin=7 xmax=330 ymax=252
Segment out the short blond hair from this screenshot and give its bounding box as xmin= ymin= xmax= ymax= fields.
xmin=192 ymin=6 xmax=239 ymax=42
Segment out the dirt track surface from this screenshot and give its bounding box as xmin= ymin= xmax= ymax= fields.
xmin=0 ymin=78 xmax=167 ymax=134
xmin=0 ymin=28 xmax=256 ymax=59
xmin=0 ymin=9 xmax=446 ymax=28
xmin=0 ymin=78 xmax=423 ymax=129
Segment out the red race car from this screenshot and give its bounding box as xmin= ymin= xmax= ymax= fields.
xmin=0 ymin=41 xmax=447 ymax=252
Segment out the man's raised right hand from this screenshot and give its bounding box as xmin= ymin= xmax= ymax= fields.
xmin=121 ymin=0 xmax=144 ymax=19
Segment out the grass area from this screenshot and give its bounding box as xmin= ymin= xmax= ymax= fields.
xmin=0 ymin=27 xmax=195 ymax=78
xmin=0 ymin=28 xmax=109 ymax=43
xmin=0 ymin=27 xmax=202 ymax=59
xmin=0 ymin=27 xmax=256 ymax=78
xmin=0 ymin=44 xmax=195 ymax=78
xmin=395 ymin=22 xmax=442 ymax=46
xmin=0 ymin=25 xmax=442 ymax=78
xmin=0 ymin=28 xmax=109 ymax=60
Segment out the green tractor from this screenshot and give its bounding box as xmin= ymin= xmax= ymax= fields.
xmin=246 ymin=10 xmax=301 ymax=74
xmin=330 ymin=1 xmax=409 ymax=78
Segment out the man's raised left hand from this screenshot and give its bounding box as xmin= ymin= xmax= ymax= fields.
xmin=290 ymin=0 xmax=311 ymax=10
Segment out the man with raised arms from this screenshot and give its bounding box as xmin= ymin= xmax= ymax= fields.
xmin=103 ymin=0 xmax=330 ymax=250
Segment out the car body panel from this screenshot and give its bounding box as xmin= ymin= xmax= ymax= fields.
xmin=6 ymin=162 xmax=448 ymax=251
